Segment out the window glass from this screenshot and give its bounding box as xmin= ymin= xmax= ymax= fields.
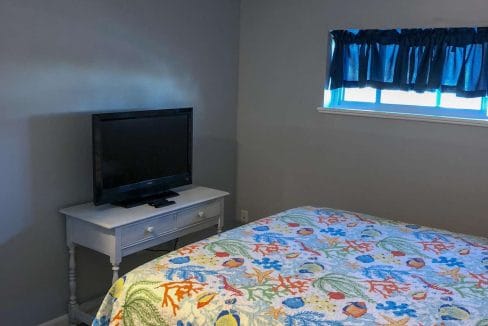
xmin=343 ymin=87 xmax=376 ymax=103
xmin=381 ymin=90 xmax=436 ymax=107
xmin=440 ymin=93 xmax=482 ymax=110
xmin=323 ymin=89 xmax=332 ymax=106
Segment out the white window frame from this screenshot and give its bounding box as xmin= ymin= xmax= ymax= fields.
xmin=319 ymin=87 xmax=488 ymax=127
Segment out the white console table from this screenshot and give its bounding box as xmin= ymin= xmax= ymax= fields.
xmin=60 ymin=186 xmax=229 ymax=325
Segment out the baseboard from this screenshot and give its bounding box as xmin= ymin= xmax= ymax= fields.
xmin=38 ymin=296 xmax=104 ymax=326
xmin=38 ymin=314 xmax=69 ymax=326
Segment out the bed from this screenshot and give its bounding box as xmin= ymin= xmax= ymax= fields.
xmin=93 ymin=207 xmax=488 ymax=325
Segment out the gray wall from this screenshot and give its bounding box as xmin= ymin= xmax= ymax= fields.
xmin=237 ymin=0 xmax=488 ymax=237
xmin=0 ymin=0 xmax=240 ymax=324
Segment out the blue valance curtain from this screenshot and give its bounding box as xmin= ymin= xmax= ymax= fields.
xmin=329 ymin=27 xmax=488 ymax=97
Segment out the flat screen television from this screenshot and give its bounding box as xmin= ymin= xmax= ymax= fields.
xmin=92 ymin=108 xmax=192 ymax=208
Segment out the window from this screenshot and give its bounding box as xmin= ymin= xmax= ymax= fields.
xmin=324 ymin=88 xmax=488 ymax=120
xmin=322 ymin=28 xmax=488 ymax=123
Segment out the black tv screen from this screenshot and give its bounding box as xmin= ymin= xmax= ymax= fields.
xmin=92 ymin=108 xmax=192 ymax=206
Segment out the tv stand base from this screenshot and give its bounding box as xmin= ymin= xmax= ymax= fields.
xmin=148 ymin=199 xmax=176 ymax=208
xmin=115 ymin=190 xmax=179 ymax=208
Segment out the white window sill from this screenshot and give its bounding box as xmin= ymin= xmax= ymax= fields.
xmin=317 ymin=107 xmax=488 ymax=128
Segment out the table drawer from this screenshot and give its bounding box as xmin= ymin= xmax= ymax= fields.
xmin=177 ymin=201 xmax=220 ymax=228
xmin=121 ymin=213 xmax=176 ymax=248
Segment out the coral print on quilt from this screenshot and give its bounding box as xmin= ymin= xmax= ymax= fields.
xmin=93 ymin=207 xmax=488 ymax=325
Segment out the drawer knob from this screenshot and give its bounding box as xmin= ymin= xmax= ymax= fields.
xmin=146 ymin=226 xmax=155 ymax=233
xmin=197 ymin=211 xmax=205 ymax=218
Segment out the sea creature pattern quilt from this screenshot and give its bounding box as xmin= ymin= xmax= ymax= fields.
xmin=94 ymin=207 xmax=488 ymax=325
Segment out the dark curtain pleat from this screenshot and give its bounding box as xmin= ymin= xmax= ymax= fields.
xmin=329 ymin=27 xmax=488 ymax=97
xmin=329 ymin=30 xmax=346 ymax=89
xmin=427 ymin=30 xmax=447 ymax=90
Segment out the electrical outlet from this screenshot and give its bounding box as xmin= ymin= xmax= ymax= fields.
xmin=240 ymin=209 xmax=249 ymax=224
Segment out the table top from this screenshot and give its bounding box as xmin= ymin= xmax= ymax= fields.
xmin=60 ymin=186 xmax=229 ymax=229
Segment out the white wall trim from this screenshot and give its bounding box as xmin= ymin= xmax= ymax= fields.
xmin=317 ymin=107 xmax=488 ymax=128
xmin=37 ymin=296 xmax=103 ymax=326
xmin=37 ymin=315 xmax=68 ymax=326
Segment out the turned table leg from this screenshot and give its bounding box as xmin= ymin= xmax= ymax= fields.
xmin=67 ymin=243 xmax=78 ymax=325
xmin=217 ymin=200 xmax=224 ymax=235
xmin=112 ymin=263 xmax=120 ymax=283
xmin=217 ymin=216 xmax=223 ymax=235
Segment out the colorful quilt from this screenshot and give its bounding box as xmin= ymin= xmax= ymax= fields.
xmin=94 ymin=207 xmax=488 ymax=326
